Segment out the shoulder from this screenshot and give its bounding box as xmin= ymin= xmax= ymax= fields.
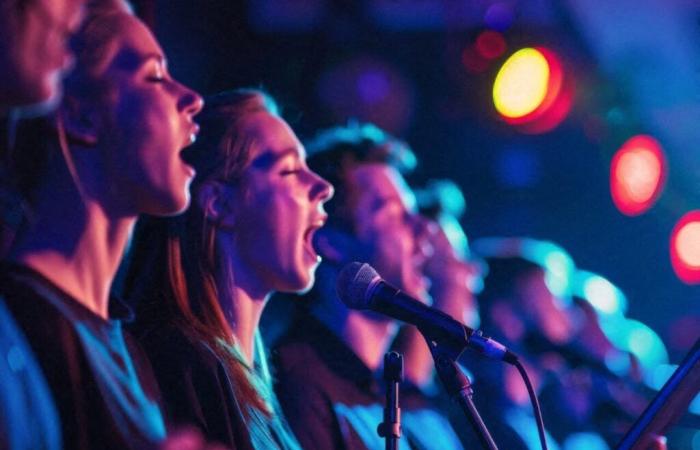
xmin=135 ymin=323 xmax=222 ymax=375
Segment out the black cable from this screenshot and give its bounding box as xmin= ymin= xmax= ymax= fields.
xmin=513 ymin=359 xmax=548 ymax=450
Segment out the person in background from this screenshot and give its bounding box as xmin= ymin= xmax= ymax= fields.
xmin=393 ymin=178 xmax=488 ymax=448
xmin=0 ymin=0 xmax=85 ymax=116
xmin=123 ymin=88 xmax=331 ymax=450
xmin=272 ymin=123 xmax=464 ymax=450
xmin=0 ymin=0 xmax=204 ymax=448
xmin=0 ymin=0 xmax=84 ymax=448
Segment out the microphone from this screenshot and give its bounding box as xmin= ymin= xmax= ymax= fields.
xmin=337 ymin=262 xmax=518 ymax=365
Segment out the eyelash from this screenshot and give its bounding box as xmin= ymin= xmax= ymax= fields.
xmin=280 ymin=168 xmax=301 ymax=176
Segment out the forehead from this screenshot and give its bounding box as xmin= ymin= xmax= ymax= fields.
xmin=97 ymin=13 xmax=165 ymax=76
xmin=347 ymin=164 xmax=417 ymax=212
xmin=37 ymin=0 xmax=84 ymax=17
xmin=242 ymin=111 xmax=304 ymax=159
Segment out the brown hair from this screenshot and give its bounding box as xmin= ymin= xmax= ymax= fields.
xmin=126 ymin=88 xmax=280 ymax=418
xmin=6 ymin=0 xmax=133 ymax=204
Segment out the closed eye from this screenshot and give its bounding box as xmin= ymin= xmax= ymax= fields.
xmin=280 ymin=168 xmax=302 ymax=176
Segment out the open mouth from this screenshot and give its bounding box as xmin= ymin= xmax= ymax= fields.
xmin=303 ymin=217 xmax=328 ymax=262
xmin=186 ymin=123 xmax=200 ymax=146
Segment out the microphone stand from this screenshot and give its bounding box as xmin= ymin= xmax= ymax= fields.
xmin=377 ymin=351 xmax=403 ymax=450
xmin=423 ymin=329 xmax=499 ymax=450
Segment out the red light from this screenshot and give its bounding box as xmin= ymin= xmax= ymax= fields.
xmin=476 ymin=31 xmax=506 ymax=60
xmin=610 ymin=135 xmax=667 ymax=216
xmin=670 ymin=211 xmax=700 ymax=284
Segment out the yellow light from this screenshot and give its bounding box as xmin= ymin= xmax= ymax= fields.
xmin=493 ymin=48 xmax=550 ymax=118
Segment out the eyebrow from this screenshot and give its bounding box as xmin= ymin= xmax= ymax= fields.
xmin=112 ymin=50 xmax=167 ymax=72
xmin=250 ymin=147 xmax=301 ymax=170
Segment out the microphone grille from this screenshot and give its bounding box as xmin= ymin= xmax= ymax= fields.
xmin=336 ymin=262 xmax=380 ymax=309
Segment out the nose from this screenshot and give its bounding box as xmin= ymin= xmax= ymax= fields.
xmin=177 ymin=83 xmax=204 ymax=117
xmin=411 ymin=215 xmax=435 ymax=259
xmin=310 ymin=171 xmax=334 ymax=204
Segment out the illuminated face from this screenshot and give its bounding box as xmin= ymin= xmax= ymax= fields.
xmin=424 ymin=222 xmax=482 ymax=327
xmin=229 ymin=112 xmax=333 ymax=294
xmin=346 ymin=164 xmax=430 ymax=300
xmin=0 ymin=0 xmax=85 ymax=110
xmin=89 ymin=13 xmax=203 ymax=216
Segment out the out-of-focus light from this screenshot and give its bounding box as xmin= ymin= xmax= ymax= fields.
xmin=492 ymin=47 xmax=573 ymax=134
xmin=484 ymin=2 xmax=514 ymax=31
xmin=563 ymin=432 xmax=610 ymax=450
xmin=649 ymin=363 xmax=678 ymax=390
xmin=523 ymin=240 xmax=575 ymax=303
xmin=577 ymin=271 xmax=627 ymax=316
xmin=670 ymin=210 xmax=700 ymax=284
xmin=316 ymin=56 xmax=415 ymax=133
xmin=476 ymin=30 xmax=506 ymax=60
xmin=691 ymin=393 xmax=700 ymax=415
xmin=599 ymin=318 xmax=668 ymax=383
xmin=493 ymin=48 xmax=550 ymax=119
xmin=604 ymin=350 xmax=631 ymax=376
xmin=649 ymin=364 xmax=700 ymax=416
xmin=610 ymin=135 xmax=667 ymax=216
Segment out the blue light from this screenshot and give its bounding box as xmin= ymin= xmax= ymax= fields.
xmin=579 ymin=272 xmax=627 ymax=316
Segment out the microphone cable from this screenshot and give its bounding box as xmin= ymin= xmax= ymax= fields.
xmin=513 ymin=358 xmax=548 ymax=450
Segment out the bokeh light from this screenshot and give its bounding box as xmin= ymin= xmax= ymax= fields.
xmin=670 ymin=210 xmax=700 ymax=284
xmin=476 ymin=30 xmax=507 ymax=60
xmin=577 ymin=271 xmax=627 ymax=316
xmin=610 ymin=135 xmax=667 ymax=216
xmin=493 ymin=48 xmax=550 ymax=119
xmin=492 ymin=47 xmax=573 ymax=133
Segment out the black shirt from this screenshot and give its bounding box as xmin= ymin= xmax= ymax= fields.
xmin=272 ymin=314 xmax=464 ymax=450
xmin=0 ymin=263 xmax=166 ymax=450
xmin=135 ymin=322 xmax=300 ymax=450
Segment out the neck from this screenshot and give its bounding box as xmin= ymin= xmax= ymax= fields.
xmin=11 ymin=196 xmax=134 ymax=319
xmin=342 ymin=312 xmax=397 ymax=370
xmin=216 ymin=233 xmax=271 ymax=366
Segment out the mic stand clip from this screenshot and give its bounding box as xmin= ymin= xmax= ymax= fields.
xmin=422 ymin=328 xmax=499 ymax=450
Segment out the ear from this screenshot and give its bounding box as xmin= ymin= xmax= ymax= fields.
xmin=59 ymin=95 xmax=100 ymax=146
xmin=314 ymin=226 xmax=358 ymax=264
xmin=196 ymin=180 xmax=237 ymax=230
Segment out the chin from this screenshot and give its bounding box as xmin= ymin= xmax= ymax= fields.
xmin=280 ymin=269 xmax=314 ymax=295
xmin=142 ymin=192 xmax=190 ymax=217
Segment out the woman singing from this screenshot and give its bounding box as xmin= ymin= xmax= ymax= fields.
xmin=0 ymin=1 xmax=203 ymax=448
xmin=125 ymin=88 xmax=333 ymax=450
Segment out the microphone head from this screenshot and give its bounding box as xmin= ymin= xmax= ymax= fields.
xmin=336 ymin=262 xmax=380 ymax=310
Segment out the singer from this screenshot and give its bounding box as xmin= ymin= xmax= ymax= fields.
xmin=272 ymin=123 xmax=464 ymax=450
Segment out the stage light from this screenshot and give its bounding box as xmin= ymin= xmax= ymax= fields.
xmin=493 ymin=48 xmax=550 ymax=119
xmin=475 ymin=30 xmax=506 ymax=60
xmin=670 ymin=210 xmax=700 ymax=284
xmin=492 ymin=47 xmax=573 ymax=133
xmin=610 ymin=135 xmax=667 ymax=216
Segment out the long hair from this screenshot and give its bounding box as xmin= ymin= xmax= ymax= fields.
xmin=126 ymin=88 xmax=281 ymax=420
